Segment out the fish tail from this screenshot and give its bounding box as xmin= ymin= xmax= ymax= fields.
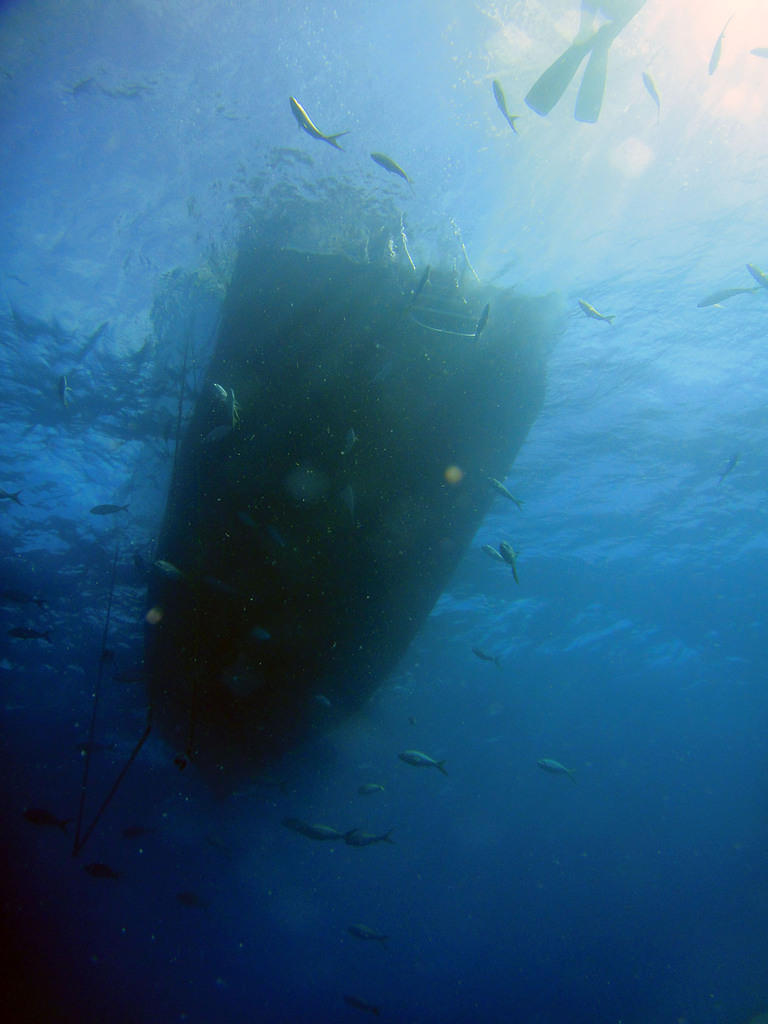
xmin=10 ymin=491 xmax=22 ymax=505
xmin=383 ymin=829 xmax=395 ymax=844
xmin=60 ymin=819 xmax=72 ymax=833
xmin=327 ymin=131 xmax=350 ymax=149
xmin=605 ymin=315 xmax=616 ymax=324
xmin=436 ymin=760 xmax=448 ymax=776
xmin=568 ymin=770 xmax=577 ymax=784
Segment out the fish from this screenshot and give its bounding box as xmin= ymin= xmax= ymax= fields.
xmin=89 ymin=504 xmax=129 ymax=515
xmin=0 ymin=488 xmax=22 ymax=505
xmin=370 ymin=151 xmax=412 ymax=184
xmin=487 ymin=477 xmax=523 ymax=509
xmin=709 ymin=15 xmax=734 ymax=75
xmin=482 ymin=543 xmax=505 ymax=563
xmin=348 ymin=924 xmax=388 ymax=944
xmin=718 ymin=453 xmax=739 ymax=484
xmin=474 ymin=303 xmax=490 ymax=339
xmin=289 ymin=96 xmax=349 ymax=150
xmin=398 ymin=749 xmax=447 ymax=775
xmin=472 ymin=646 xmax=501 ymax=668
xmin=344 ymin=828 xmax=394 ymax=847
xmin=0 ymin=589 xmax=46 ymax=607
xmin=751 ymin=48 xmax=768 ymax=59
xmin=84 ymin=862 xmax=120 ymax=879
xmin=537 ymin=758 xmax=577 ymax=783
xmin=153 ymin=559 xmax=185 ymax=580
xmin=492 ymin=79 xmax=519 ymax=133
xmin=282 ymin=817 xmax=346 ymax=841
xmin=697 ymin=286 xmax=759 ymax=307
xmin=746 ymin=263 xmax=768 ymax=290
xmin=313 ymin=693 xmax=332 ymax=707
xmin=23 ymin=807 xmax=70 ymax=831
xmin=203 ymin=424 xmax=232 ymax=444
xmin=341 ymin=427 xmax=358 ymax=455
xmin=578 ymin=299 xmax=615 ymax=324
xmin=8 ymin=626 xmax=53 ymax=642
xmin=410 ymin=265 xmax=431 ymax=305
xmin=498 ymin=541 xmax=519 ymax=584
xmin=357 ymin=783 xmax=385 ymax=795
xmin=343 ymin=994 xmax=380 ymax=1016
xmin=642 ymin=71 xmax=660 ymax=121
xmin=58 ymin=374 xmax=73 ymax=408
xmin=340 ymin=483 xmax=356 ymax=523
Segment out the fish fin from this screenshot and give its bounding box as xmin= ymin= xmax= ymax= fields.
xmin=574 ymin=23 xmax=617 ymax=123
xmin=525 ymin=36 xmax=595 ymax=116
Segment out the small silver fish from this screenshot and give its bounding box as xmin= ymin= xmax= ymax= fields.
xmin=746 ymin=263 xmax=768 ymax=290
xmin=58 ymin=374 xmax=73 ymax=408
xmin=289 ymin=96 xmax=349 ymax=149
xmin=498 ymin=541 xmax=519 ymax=584
xmin=537 ymin=758 xmax=576 ymax=783
xmin=203 ymin=424 xmax=232 ymax=444
xmin=492 ymin=79 xmax=519 ymax=134
xmin=488 ymin=477 xmax=523 ymax=509
xmin=341 ymin=428 xmax=358 ymax=455
xmin=282 ymin=817 xmax=346 ymax=841
xmin=348 ymin=924 xmax=388 ymax=944
xmin=370 ymin=151 xmax=412 ymax=184
xmin=697 ymin=286 xmax=759 ymax=308
xmin=472 ymin=646 xmax=501 ymax=668
xmin=642 ymin=72 xmax=660 ymax=122
xmin=344 ymin=828 xmax=394 ymax=847
xmin=90 ymin=503 xmax=129 ymax=515
xmin=357 ymin=783 xmax=385 ymax=795
xmin=482 ymin=543 xmax=505 ymax=563
xmin=398 ymin=749 xmax=447 ymax=774
xmin=709 ymin=15 xmax=733 ymax=76
xmin=578 ymin=299 xmax=615 ymax=324
xmin=153 ymin=559 xmax=185 ymax=580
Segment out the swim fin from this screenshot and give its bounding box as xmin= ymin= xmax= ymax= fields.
xmin=574 ymin=22 xmax=618 ymax=122
xmin=525 ymin=35 xmax=595 ymax=116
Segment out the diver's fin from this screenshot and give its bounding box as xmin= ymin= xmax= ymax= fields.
xmin=574 ymin=23 xmax=618 ymax=123
xmin=525 ymin=36 xmax=595 ymax=116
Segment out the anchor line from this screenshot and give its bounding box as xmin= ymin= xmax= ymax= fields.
xmin=72 ymin=540 xmax=120 ymax=856
xmin=72 ymin=708 xmax=153 ymax=858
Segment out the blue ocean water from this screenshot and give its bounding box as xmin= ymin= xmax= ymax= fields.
xmin=1 ymin=2 xmax=767 ymax=1022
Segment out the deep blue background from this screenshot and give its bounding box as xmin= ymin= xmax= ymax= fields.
xmin=1 ymin=2 xmax=767 ymax=1022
